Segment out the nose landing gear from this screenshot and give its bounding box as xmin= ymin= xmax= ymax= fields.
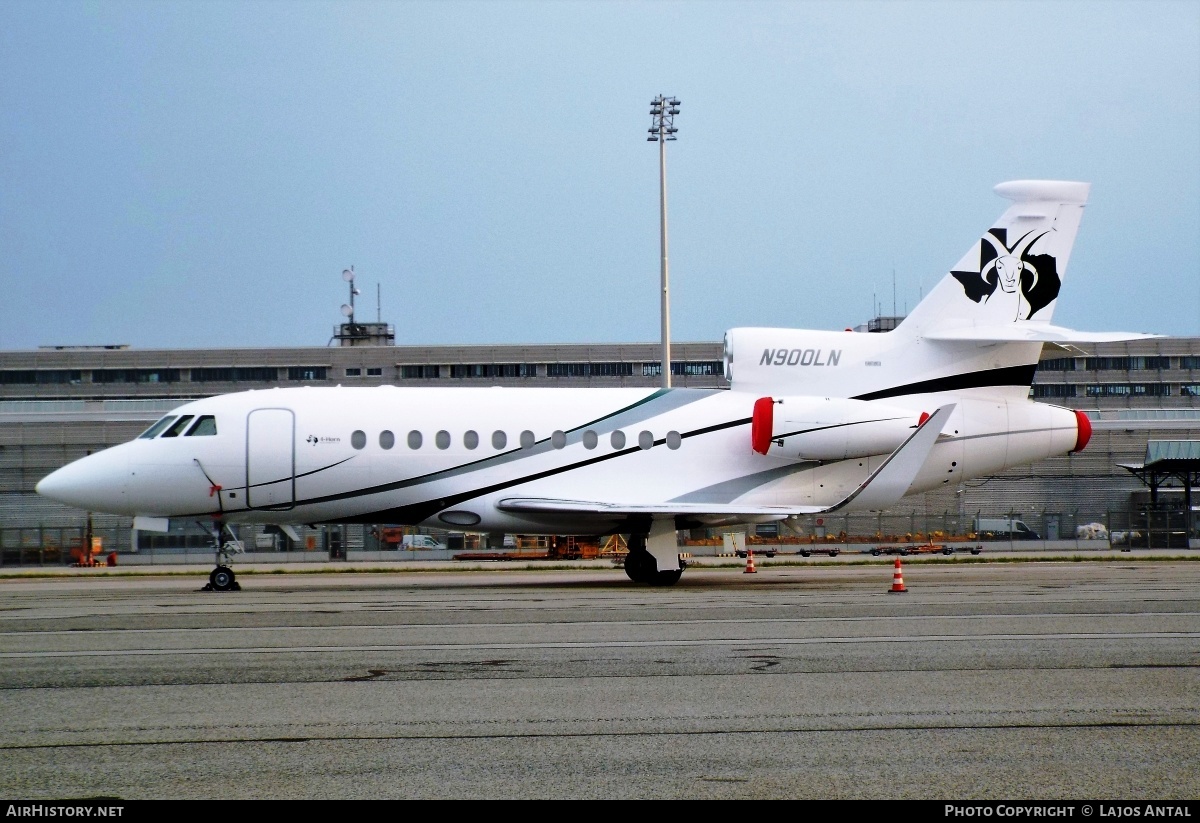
xmin=201 ymin=519 xmax=243 ymax=592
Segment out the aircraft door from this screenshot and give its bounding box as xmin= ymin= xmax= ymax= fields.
xmin=246 ymin=408 xmax=295 ymax=510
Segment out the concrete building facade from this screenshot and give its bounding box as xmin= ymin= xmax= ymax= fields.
xmin=2 ymin=331 xmax=1198 ymax=559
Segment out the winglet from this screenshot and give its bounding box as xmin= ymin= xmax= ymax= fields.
xmin=826 ymin=403 xmax=956 ymax=512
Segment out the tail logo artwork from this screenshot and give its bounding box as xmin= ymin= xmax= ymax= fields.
xmin=951 ymin=228 xmax=1062 ymax=321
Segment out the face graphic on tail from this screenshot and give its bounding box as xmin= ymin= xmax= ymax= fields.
xmin=951 ymin=228 xmax=1062 ymax=321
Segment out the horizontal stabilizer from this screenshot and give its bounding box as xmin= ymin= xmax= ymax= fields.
xmin=923 ymin=324 xmax=1161 ymax=344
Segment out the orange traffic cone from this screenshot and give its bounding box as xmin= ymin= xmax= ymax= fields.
xmin=888 ymin=557 xmax=907 ymax=593
xmin=744 ymin=548 xmax=757 ymax=574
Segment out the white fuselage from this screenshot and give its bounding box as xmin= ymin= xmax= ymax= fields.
xmin=35 ymin=382 xmax=1082 ymax=535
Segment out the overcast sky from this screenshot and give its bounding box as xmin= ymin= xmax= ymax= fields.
xmin=2 ymin=0 xmax=1197 ymax=352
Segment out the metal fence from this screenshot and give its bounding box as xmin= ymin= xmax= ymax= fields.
xmin=1 ymin=507 xmax=1196 ymax=568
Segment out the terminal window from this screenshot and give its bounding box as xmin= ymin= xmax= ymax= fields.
xmin=401 ymin=365 xmax=441 ymax=379
xmin=287 ymin=367 xmax=328 ymax=380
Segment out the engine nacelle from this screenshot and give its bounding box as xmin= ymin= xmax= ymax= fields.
xmin=751 ymin=395 xmax=923 ymax=461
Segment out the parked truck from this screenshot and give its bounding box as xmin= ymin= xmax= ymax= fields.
xmin=972 ymin=517 xmax=1040 ymax=540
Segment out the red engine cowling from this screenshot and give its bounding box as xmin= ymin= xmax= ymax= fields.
xmin=751 ymin=397 xmax=775 ymax=455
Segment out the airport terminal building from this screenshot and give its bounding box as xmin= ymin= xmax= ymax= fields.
xmin=2 ymin=320 xmax=1198 ymax=560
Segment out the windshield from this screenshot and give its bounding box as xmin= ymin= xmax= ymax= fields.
xmin=138 ymin=416 xmax=178 ymax=439
xmin=160 ymin=415 xmax=195 ymax=437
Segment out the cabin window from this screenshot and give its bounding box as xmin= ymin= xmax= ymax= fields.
xmin=611 ymin=430 xmax=626 ymax=449
xmin=379 ymin=430 xmax=395 ymax=449
xmin=351 ymin=430 xmax=366 ymax=449
xmin=666 ymin=430 xmax=682 ymax=450
xmin=582 ymin=430 xmax=598 ymax=449
xmin=638 ymin=431 xmax=654 ymax=450
xmin=435 ymin=430 xmax=451 ymax=450
xmin=464 ymin=430 xmax=479 ymax=449
xmin=345 ymin=368 xmax=362 ymax=377
xmin=367 ymin=367 xmax=382 ymax=376
xmin=520 ymin=430 xmax=535 ymax=449
xmin=139 ymin=416 xmax=178 ymax=439
xmin=492 ymin=430 xmax=507 ymax=449
xmin=551 ymin=430 xmax=566 ymax=449
xmin=408 ymin=430 xmax=423 ymax=449
xmin=160 ymin=415 xmax=195 ymax=438
xmin=186 ymin=416 xmax=217 ymax=436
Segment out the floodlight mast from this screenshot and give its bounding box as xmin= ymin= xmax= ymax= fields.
xmin=648 ymin=95 xmax=679 ymax=388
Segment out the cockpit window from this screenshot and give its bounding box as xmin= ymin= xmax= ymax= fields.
xmin=138 ymin=416 xmax=178 ymax=439
xmin=160 ymin=415 xmax=195 ymax=438
xmin=185 ymin=416 xmax=217 ymax=436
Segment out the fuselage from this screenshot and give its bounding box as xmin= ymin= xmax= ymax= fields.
xmin=35 ymin=383 xmax=1085 ymax=535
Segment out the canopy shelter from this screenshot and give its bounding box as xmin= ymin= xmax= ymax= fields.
xmin=1120 ymin=441 xmax=1200 ymax=517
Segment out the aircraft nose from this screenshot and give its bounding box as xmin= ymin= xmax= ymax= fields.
xmin=36 ymin=450 xmax=129 ymax=512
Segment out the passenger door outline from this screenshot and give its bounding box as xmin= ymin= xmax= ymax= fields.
xmin=246 ymin=408 xmax=295 ymax=510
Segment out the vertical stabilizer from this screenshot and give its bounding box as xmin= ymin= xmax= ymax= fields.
xmin=900 ymin=180 xmax=1090 ymax=336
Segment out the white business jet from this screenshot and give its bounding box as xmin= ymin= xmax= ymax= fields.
xmin=37 ymin=180 xmax=1157 ymax=590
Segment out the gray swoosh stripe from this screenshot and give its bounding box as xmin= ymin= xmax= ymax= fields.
xmin=669 ymin=462 xmax=821 ymax=505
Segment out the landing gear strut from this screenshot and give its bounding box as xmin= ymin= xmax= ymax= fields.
xmin=201 ymin=519 xmax=242 ymax=592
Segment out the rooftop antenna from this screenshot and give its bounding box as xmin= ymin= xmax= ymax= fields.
xmin=892 ymin=264 xmax=897 ymax=317
xmin=377 ymin=282 xmax=381 ymax=323
xmin=341 ymin=266 xmax=359 ymax=326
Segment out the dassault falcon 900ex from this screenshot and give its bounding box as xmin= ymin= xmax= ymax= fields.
xmin=37 ymin=180 xmax=1158 ymax=590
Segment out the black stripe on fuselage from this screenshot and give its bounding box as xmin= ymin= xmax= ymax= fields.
xmin=851 ymin=364 xmax=1037 ymax=402
xmin=314 ymin=415 xmax=755 ymax=525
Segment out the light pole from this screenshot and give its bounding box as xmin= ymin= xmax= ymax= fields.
xmin=648 ymin=95 xmax=680 ymax=388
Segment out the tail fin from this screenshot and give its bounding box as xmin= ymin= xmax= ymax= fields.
xmin=900 ymin=180 xmax=1089 ymax=336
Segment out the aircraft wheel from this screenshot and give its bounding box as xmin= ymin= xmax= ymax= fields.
xmin=800 ymin=550 xmax=811 ymax=557
xmin=649 ymin=569 xmax=682 ymax=587
xmin=623 ymin=551 xmax=656 ymax=583
xmin=210 ymin=566 xmax=237 ymax=592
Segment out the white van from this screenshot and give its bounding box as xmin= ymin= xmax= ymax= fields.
xmin=973 ymin=517 xmax=1040 ymax=540
xmin=400 ymin=534 xmax=447 ymax=550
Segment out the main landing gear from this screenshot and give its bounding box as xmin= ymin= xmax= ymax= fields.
xmin=201 ymin=519 xmax=243 ymax=592
xmin=622 ymin=530 xmax=685 ymax=586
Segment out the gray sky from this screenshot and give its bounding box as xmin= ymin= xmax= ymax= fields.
xmin=2 ymin=0 xmax=1198 ymax=352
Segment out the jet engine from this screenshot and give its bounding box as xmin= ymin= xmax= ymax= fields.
xmin=751 ymin=395 xmax=923 ymax=461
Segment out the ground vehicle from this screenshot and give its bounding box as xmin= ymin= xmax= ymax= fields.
xmin=400 ymin=534 xmax=447 ymax=550
xmin=973 ymin=517 xmax=1040 ymax=540
xmin=373 ymin=528 xmax=448 ymax=550
xmin=871 ymin=543 xmax=983 ymax=556
xmin=735 ymin=548 xmax=777 ymax=558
